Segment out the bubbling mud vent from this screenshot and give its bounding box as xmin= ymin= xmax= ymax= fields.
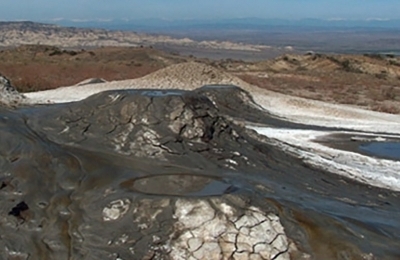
xmin=1 ymin=85 xmax=400 ymax=259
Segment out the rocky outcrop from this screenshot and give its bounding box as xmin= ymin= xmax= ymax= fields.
xmin=0 ymin=74 xmax=25 ymax=107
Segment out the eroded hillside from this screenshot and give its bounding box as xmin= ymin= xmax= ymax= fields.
xmin=227 ymin=53 xmax=400 ymax=113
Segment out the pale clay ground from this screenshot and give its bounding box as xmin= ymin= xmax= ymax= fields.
xmin=102 ymin=198 xmax=294 ymax=260
xmin=23 ymin=62 xmax=399 ymax=259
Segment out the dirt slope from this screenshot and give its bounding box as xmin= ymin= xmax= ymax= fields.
xmin=0 ymin=45 xmax=190 ymax=91
xmin=231 ymin=53 xmax=400 ymax=113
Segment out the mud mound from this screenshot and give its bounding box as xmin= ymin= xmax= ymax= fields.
xmin=23 ymin=61 xmax=400 ymax=135
xmin=25 ymin=86 xmax=300 ymax=170
xmin=136 ymin=62 xmax=253 ymax=90
xmin=1 ymin=87 xmax=297 ymax=259
xmin=24 ymin=62 xmax=256 ymax=103
xmin=2 ymin=87 xmax=400 ymax=259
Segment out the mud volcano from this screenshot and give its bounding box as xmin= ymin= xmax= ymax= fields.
xmin=1 ymin=86 xmax=400 ymax=259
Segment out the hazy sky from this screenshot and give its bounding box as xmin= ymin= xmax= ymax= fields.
xmin=0 ymin=0 xmax=399 ymax=21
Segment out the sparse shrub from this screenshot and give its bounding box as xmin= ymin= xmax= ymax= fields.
xmin=48 ymin=50 xmax=62 ymax=56
xmin=381 ymin=85 xmax=396 ymax=100
xmin=341 ymin=59 xmax=351 ymax=71
xmin=375 ymin=73 xmax=387 ymax=80
xmin=296 ymin=66 xmax=307 ymax=71
xmin=388 ymin=60 xmax=400 ymax=66
xmin=355 ymin=99 xmax=369 ymax=106
xmin=326 ymin=56 xmax=362 ymax=73
xmin=371 ymin=102 xmax=400 ymax=114
xmin=66 ymin=50 xmax=77 ymax=56
xmin=367 ymin=88 xmax=386 ymax=102
xmin=305 ymin=85 xmax=316 ymax=92
xmin=326 ymin=56 xmax=340 ymax=64
xmin=363 ymin=53 xmax=383 ymax=60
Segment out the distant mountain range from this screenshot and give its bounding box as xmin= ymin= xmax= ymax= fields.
xmin=50 ymin=18 xmax=400 ymax=32
xmin=0 ymin=21 xmax=278 ymax=56
xmin=45 ymin=18 xmax=400 ymax=54
xmin=1 ymin=20 xmax=400 ymax=55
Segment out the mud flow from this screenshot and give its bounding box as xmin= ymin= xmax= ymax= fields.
xmin=0 ymin=86 xmax=399 ymax=259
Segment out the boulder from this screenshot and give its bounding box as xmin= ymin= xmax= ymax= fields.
xmin=0 ymin=74 xmax=25 ymax=107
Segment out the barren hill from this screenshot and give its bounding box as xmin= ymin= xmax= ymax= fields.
xmin=0 ymin=21 xmax=271 ymax=52
xmin=229 ymin=53 xmax=400 ymax=113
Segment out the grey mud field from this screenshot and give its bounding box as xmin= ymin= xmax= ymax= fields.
xmin=1 ymin=86 xmax=400 ymax=260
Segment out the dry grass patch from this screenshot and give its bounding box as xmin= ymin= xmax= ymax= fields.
xmin=0 ymin=45 xmax=190 ymax=92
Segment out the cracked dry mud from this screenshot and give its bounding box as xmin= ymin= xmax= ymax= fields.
xmin=99 ymin=196 xmax=291 ymax=260
xmin=0 ymin=86 xmax=400 ymax=259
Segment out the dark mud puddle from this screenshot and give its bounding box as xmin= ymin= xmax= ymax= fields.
xmin=121 ymin=174 xmax=237 ymax=196
xmin=359 ymin=142 xmax=400 ymax=160
xmin=316 ymin=133 xmax=400 ymax=161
